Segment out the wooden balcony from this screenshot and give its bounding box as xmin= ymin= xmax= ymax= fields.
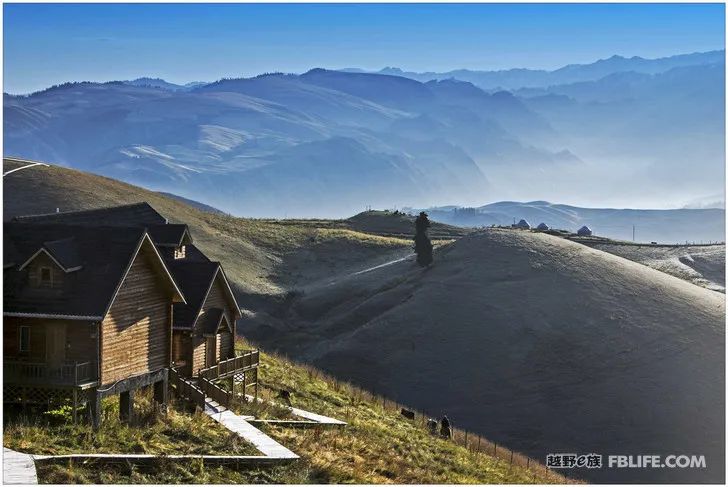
xmin=198 ymin=350 xmax=259 ymax=381
xmin=4 ymin=361 xmax=97 ymax=387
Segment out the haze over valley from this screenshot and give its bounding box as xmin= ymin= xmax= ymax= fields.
xmin=4 ymin=50 xmax=725 ymax=225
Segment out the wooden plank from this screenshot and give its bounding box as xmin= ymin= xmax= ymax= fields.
xmin=32 ymin=453 xmax=295 ymax=467
xmin=4 ymin=448 xmax=38 ymax=485
xmin=204 ymin=401 xmax=298 ymax=460
xmin=243 ymin=394 xmax=347 ymax=426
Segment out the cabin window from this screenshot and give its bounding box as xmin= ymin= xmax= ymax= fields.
xmin=19 ymin=326 xmax=31 ymax=353
xmin=174 ymin=245 xmax=186 ymax=260
xmin=39 ymin=266 xmax=52 ymax=287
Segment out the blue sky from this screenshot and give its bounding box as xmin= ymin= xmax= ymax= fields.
xmin=4 ymin=3 xmax=725 ymax=94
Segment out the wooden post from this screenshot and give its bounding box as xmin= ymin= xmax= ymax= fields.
xmin=254 ymin=368 xmax=258 ymax=403
xmin=89 ymin=390 xmax=101 ymax=429
xmin=72 ymin=388 xmax=78 ymax=424
xmin=153 ymin=376 xmax=168 ymax=407
xmin=242 ymin=370 xmax=247 ymax=403
xmin=119 ymin=390 xmax=134 ymax=423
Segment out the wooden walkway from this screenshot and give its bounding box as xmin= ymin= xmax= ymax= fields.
xmin=204 ymin=399 xmax=299 ymax=460
xmin=3 ymin=448 xmax=38 ymax=485
xmin=243 ymin=394 xmax=347 ymax=426
xmin=32 ymin=453 xmax=291 ymax=467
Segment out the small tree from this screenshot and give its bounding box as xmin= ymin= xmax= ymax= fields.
xmin=414 ymin=211 xmax=433 ymax=267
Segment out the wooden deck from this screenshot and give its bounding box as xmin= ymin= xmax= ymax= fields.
xmin=3 ymin=448 xmax=38 ymax=485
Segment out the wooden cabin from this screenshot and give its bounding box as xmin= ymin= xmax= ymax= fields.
xmin=5 ymin=202 xmax=259 ymax=423
xmin=167 ymin=262 xmax=240 ymax=376
xmin=4 ymin=223 xmax=185 ymax=424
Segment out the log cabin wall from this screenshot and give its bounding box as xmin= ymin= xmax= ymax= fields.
xmin=172 ymin=330 xmax=192 ymax=376
xmin=192 ymin=336 xmax=207 ymax=373
xmin=198 ymin=275 xmax=235 ymax=360
xmin=218 ymin=329 xmax=233 ymax=360
xmin=4 ymin=317 xmax=49 ymax=360
xmin=100 ymin=245 xmax=171 ymax=385
xmin=3 ymin=318 xmax=97 ymax=361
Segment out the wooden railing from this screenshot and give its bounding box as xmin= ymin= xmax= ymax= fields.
xmin=4 ymin=361 xmax=96 ymax=386
xmin=169 ymin=367 xmax=205 ymax=407
xmin=198 ymin=350 xmax=259 ymax=381
xmin=199 ymin=377 xmax=231 ymax=409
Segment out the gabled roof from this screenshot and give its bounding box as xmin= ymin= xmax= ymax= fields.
xmin=12 ymin=202 xmax=168 ymax=227
xmin=169 ymin=261 xmax=241 ymax=330
xmin=198 ymin=308 xmax=232 ymax=336
xmin=4 ymin=238 xmax=20 ymax=269
xmin=148 ymin=224 xmax=192 ymax=247
xmin=4 ymin=223 xmax=185 ymax=319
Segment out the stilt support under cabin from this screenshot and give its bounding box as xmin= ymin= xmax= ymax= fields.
xmin=89 ymin=391 xmax=101 ymax=429
xmin=119 ymin=390 xmax=134 ymax=423
xmin=153 ymin=375 xmax=168 ymax=408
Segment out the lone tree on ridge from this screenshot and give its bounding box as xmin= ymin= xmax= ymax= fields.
xmin=414 ymin=211 xmax=434 ymax=267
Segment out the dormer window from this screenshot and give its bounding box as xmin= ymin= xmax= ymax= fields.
xmin=174 ymin=245 xmax=186 ymax=260
xmin=39 ymin=266 xmax=52 ymax=287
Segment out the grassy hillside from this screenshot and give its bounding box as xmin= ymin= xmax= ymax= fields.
xmin=251 ymin=229 xmax=725 ymax=483
xmin=587 ymin=241 xmax=725 ymax=292
xmin=3 ymin=343 xmax=567 ymax=484
xmin=3 ymin=159 xmax=565 ymax=483
xmin=3 ymin=159 xmax=418 ymax=296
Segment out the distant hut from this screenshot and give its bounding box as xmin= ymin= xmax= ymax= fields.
xmin=536 ymin=222 xmax=550 ymax=231
xmin=577 ymin=225 xmax=593 ymax=236
xmin=515 ymin=219 xmax=531 ymax=230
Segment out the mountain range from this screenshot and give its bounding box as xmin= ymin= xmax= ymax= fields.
xmin=4 ymin=50 xmax=724 ymax=218
xmin=411 ymin=200 xmax=726 ymax=243
xmin=348 ymin=50 xmax=725 ymax=90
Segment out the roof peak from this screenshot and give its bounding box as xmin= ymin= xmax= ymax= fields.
xmin=14 ymin=201 xmax=158 ymax=220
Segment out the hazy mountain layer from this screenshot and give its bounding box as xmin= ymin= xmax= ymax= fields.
xmin=4 ymin=51 xmax=725 ymax=216
xmin=353 ymin=50 xmax=724 ymax=90
xmin=415 ymin=200 xmax=726 ymax=243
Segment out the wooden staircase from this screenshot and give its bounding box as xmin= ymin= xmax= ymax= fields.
xmin=170 ymin=350 xmax=259 ymax=411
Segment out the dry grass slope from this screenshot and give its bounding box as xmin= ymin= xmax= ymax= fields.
xmin=265 ymin=229 xmax=725 ymax=483
xmin=3 ymin=159 xmax=416 ymax=296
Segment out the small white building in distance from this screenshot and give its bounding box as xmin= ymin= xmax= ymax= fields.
xmin=516 ymin=219 xmax=531 ymax=229
xmin=577 ymin=225 xmax=593 ymax=236
xmin=536 ymin=222 xmax=550 ymax=231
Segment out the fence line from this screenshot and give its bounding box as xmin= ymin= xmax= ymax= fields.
xmin=259 ymin=350 xmax=572 ymax=483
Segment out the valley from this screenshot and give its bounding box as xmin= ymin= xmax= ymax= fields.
xmin=4 ymin=159 xmax=725 ymax=483
xmin=4 ymin=51 xmax=724 ymax=218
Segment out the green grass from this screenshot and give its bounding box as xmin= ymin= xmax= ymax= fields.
xmin=2 ymin=160 xmax=422 ymax=296
xmin=5 ymin=345 xmax=573 ymax=484
xmin=240 ymin=340 xmax=572 ymax=484
xmin=3 ymin=388 xmax=258 ymax=457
